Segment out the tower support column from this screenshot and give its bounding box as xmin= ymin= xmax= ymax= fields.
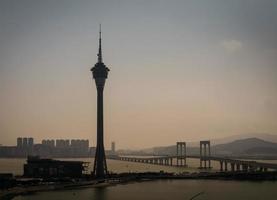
xmin=91 ymin=26 xmax=110 ymax=179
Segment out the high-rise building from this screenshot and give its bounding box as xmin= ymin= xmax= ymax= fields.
xmin=49 ymin=140 xmax=55 ymax=147
xmin=42 ymin=139 xmax=55 ymax=147
xmin=28 ymin=138 xmax=34 ymax=147
xmin=23 ymin=138 xmax=28 ymax=148
xmin=56 ymin=139 xmax=67 ymax=148
xmin=70 ymin=139 xmax=89 ymax=154
xmin=17 ymin=137 xmax=23 ymax=148
xmin=91 ymin=25 xmax=109 ymax=178
xmin=71 ymin=139 xmax=76 ymax=147
xmin=65 ymin=140 xmax=70 ymax=147
xmin=84 ymin=140 xmax=89 ymax=150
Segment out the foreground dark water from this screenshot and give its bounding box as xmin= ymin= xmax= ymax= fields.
xmin=13 ymin=179 xmax=277 ymax=200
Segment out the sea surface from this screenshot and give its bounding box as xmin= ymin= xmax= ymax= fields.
xmin=0 ymin=157 xmax=211 ymax=175
xmin=12 ymin=180 xmax=277 ymax=200
xmin=1 ymin=157 xmax=277 ymax=175
xmin=1 ymin=158 xmax=277 ymax=200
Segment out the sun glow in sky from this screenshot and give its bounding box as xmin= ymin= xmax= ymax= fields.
xmin=0 ymin=0 xmax=277 ymax=149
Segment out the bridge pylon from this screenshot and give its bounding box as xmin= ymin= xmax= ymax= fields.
xmin=176 ymin=142 xmax=187 ymax=167
xmin=200 ymin=140 xmax=211 ymax=169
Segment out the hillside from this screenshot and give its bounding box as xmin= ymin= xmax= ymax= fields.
xmin=119 ymin=137 xmax=277 ymax=158
xmin=213 ymin=138 xmax=277 ymax=156
xmin=210 ymin=133 xmax=277 ymax=145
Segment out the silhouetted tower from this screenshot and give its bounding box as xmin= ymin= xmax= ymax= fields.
xmin=91 ymin=25 xmax=109 ymax=178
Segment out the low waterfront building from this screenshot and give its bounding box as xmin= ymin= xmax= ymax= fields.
xmin=0 ymin=173 xmax=15 ymax=189
xmin=24 ymin=156 xmax=88 ymax=178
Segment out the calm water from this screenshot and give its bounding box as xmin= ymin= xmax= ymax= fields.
xmin=1 ymin=158 xmax=277 ymax=175
xmin=1 ymin=158 xmax=277 ymax=200
xmin=12 ymin=180 xmax=277 ymax=200
xmin=0 ymin=158 xmax=209 ymax=175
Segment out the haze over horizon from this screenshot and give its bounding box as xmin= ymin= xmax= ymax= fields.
xmin=1 ymin=0 xmax=277 ymax=149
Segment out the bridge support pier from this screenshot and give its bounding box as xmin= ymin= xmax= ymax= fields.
xmin=224 ymin=161 xmax=228 ymax=171
xmin=242 ymin=164 xmax=248 ymax=171
xmin=249 ymin=165 xmax=255 ymax=172
xmin=259 ymin=167 xmax=268 ymax=172
xmin=231 ymin=163 xmax=235 ymax=172
xmin=220 ymin=161 xmax=223 ymax=171
xmin=236 ymin=164 xmax=240 ymax=171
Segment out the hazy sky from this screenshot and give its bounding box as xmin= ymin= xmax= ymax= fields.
xmin=0 ymin=0 xmax=277 ymax=149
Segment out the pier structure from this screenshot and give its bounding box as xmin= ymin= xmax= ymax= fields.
xmin=218 ymin=160 xmax=269 ymax=172
xmin=200 ymin=141 xmax=211 ymax=169
xmin=176 ymin=142 xmax=187 ymax=167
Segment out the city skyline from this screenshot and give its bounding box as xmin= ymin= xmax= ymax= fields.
xmin=1 ymin=0 xmax=277 ymax=149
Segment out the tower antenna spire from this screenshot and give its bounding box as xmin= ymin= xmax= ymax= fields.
xmin=98 ymin=24 xmax=103 ymax=63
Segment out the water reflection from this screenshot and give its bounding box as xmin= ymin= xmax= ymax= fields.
xmin=92 ymin=187 xmax=107 ymax=200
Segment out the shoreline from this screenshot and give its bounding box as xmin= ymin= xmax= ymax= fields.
xmin=1 ymin=156 xmax=277 ymax=160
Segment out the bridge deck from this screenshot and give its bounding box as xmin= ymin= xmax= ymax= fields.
xmin=114 ymin=155 xmax=277 ymax=170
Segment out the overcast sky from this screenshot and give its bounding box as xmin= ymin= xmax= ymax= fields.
xmin=0 ymin=0 xmax=277 ymax=149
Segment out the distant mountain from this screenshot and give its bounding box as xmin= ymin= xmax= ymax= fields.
xmin=210 ymin=133 xmax=277 ymax=145
xmin=149 ymin=138 xmax=277 ymax=157
xmin=118 ymin=133 xmax=277 ymax=157
xmin=166 ymin=133 xmax=277 ymax=147
xmin=213 ymin=138 xmax=277 ymax=156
